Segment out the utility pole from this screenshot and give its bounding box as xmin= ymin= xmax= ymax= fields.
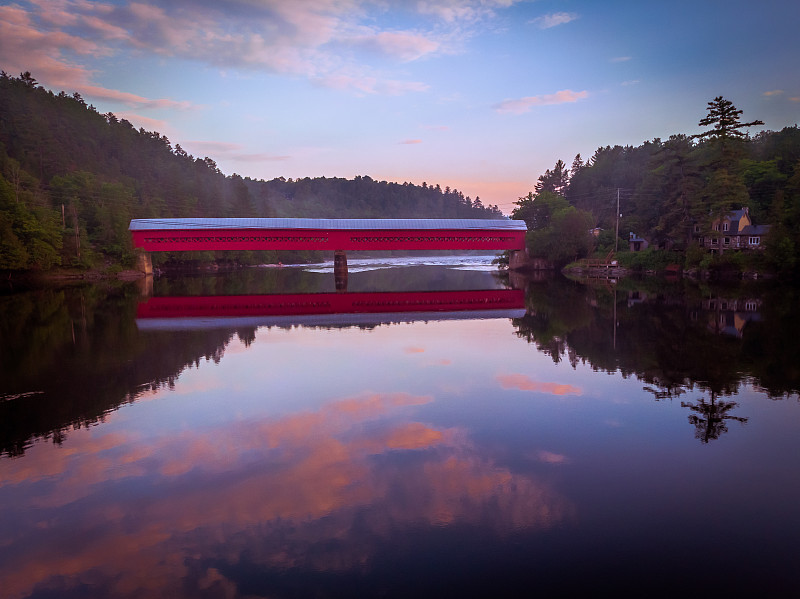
xmin=614 ymin=188 xmax=620 ymax=253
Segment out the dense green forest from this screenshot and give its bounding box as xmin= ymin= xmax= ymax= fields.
xmin=512 ymin=97 xmax=800 ymax=277
xmin=0 ymin=71 xmax=502 ymax=272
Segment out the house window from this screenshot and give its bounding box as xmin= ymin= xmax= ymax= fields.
xmin=745 ymin=301 xmax=757 ymax=311
xmin=749 ymin=237 xmax=760 ymax=245
xmin=711 ymin=237 xmax=718 ymax=245
xmin=714 ymin=224 xmax=720 ymax=231
xmin=724 ymin=237 xmax=730 ymax=245
xmin=723 ymin=222 xmax=729 ymax=231
xmin=693 ymin=224 xmax=701 ymax=233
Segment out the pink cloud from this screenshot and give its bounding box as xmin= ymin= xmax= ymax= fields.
xmin=81 ymin=85 xmax=193 ymax=109
xmin=352 ymin=30 xmax=440 ymax=62
xmin=535 ymin=450 xmax=570 ymax=464
xmin=5 ymin=0 xmax=465 ymax=101
xmin=400 ymin=139 xmax=423 ymax=145
xmin=114 ymin=112 xmax=169 ymax=132
xmin=82 ymin=14 xmax=131 ymax=40
xmin=380 ymin=422 xmax=444 ymax=449
xmin=0 ymin=4 xmax=34 ymax=26
xmin=493 ymin=89 xmax=589 ymax=115
xmin=3 ymin=0 xmax=434 ymax=101
xmin=496 ymin=373 xmax=582 ymax=396
xmin=427 ymin=358 xmax=452 ymax=366
xmin=0 ymin=3 xmax=197 ymax=109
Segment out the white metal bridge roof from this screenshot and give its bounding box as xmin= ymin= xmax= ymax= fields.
xmin=129 ymin=218 xmax=527 ymax=231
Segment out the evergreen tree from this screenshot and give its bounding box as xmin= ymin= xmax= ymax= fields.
xmin=534 ymin=159 xmax=570 ymax=195
xmin=693 ymin=96 xmax=764 ymax=143
xmin=647 ymin=135 xmax=704 ymax=248
xmin=570 ymin=154 xmax=584 ymax=179
xmin=692 ymin=96 xmax=764 ymax=165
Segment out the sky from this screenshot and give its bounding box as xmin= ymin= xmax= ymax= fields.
xmin=1 ymin=0 xmax=799 ymax=214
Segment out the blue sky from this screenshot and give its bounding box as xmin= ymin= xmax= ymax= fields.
xmin=1 ymin=0 xmax=798 ymax=213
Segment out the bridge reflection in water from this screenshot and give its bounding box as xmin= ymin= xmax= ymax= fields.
xmin=136 ymin=289 xmax=525 ymax=330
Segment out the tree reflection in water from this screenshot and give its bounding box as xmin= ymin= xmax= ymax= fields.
xmin=681 ymin=392 xmax=749 ymax=443
xmin=2 ymin=270 xmax=798 ymax=454
xmin=511 ymin=274 xmax=799 ymax=442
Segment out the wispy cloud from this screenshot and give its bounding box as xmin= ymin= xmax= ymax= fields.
xmin=400 ymin=139 xmax=423 ymax=145
xmin=417 ymin=0 xmax=527 ymax=24
xmin=81 ymin=85 xmax=193 ymax=109
xmin=763 ymin=89 xmax=783 ymax=96
xmin=493 ymin=89 xmax=589 ymax=115
xmin=349 ymin=30 xmax=440 ymax=62
xmin=531 ymin=12 xmax=579 ymax=29
xmin=611 ymin=56 xmax=632 ymax=62
xmin=315 ymin=73 xmax=429 ymax=95
xmin=0 ymin=2 xmax=194 ymax=108
xmin=1 ymin=0 xmax=508 ymax=100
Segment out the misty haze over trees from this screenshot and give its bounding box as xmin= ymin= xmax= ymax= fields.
xmin=0 ymin=71 xmax=502 ymax=271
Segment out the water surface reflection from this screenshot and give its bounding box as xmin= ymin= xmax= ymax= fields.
xmin=1 ymin=260 xmax=798 ymax=597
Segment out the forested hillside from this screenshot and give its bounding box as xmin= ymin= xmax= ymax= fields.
xmin=513 ymin=97 xmax=800 ymax=276
xmin=0 ymin=71 xmax=502 ymax=272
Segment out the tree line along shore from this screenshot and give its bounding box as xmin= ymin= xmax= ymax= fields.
xmin=2 ymin=71 xmax=799 ymax=281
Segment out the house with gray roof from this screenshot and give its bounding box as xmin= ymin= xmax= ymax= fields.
xmin=694 ymin=207 xmax=770 ymax=253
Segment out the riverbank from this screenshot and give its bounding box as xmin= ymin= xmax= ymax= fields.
xmin=3 ymin=267 xmax=144 ymax=284
xmin=560 ymin=264 xmax=774 ymax=281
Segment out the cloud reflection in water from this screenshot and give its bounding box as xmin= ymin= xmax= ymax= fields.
xmin=0 ymin=390 xmax=570 ymax=598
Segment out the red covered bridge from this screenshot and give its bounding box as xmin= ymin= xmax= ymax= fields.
xmin=129 ymin=218 xmax=529 ymax=285
xmin=129 ymin=217 xmax=527 ymax=253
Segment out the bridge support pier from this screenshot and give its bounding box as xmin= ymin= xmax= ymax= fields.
xmin=334 ymin=250 xmax=348 ymax=291
xmin=135 ymin=275 xmax=154 ymax=297
xmin=135 ymin=249 xmax=153 ymax=276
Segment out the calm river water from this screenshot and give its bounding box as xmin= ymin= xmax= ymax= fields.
xmin=1 ymin=256 xmax=799 ymax=598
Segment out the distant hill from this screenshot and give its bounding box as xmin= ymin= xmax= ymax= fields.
xmin=0 ymin=71 xmax=503 ymax=271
